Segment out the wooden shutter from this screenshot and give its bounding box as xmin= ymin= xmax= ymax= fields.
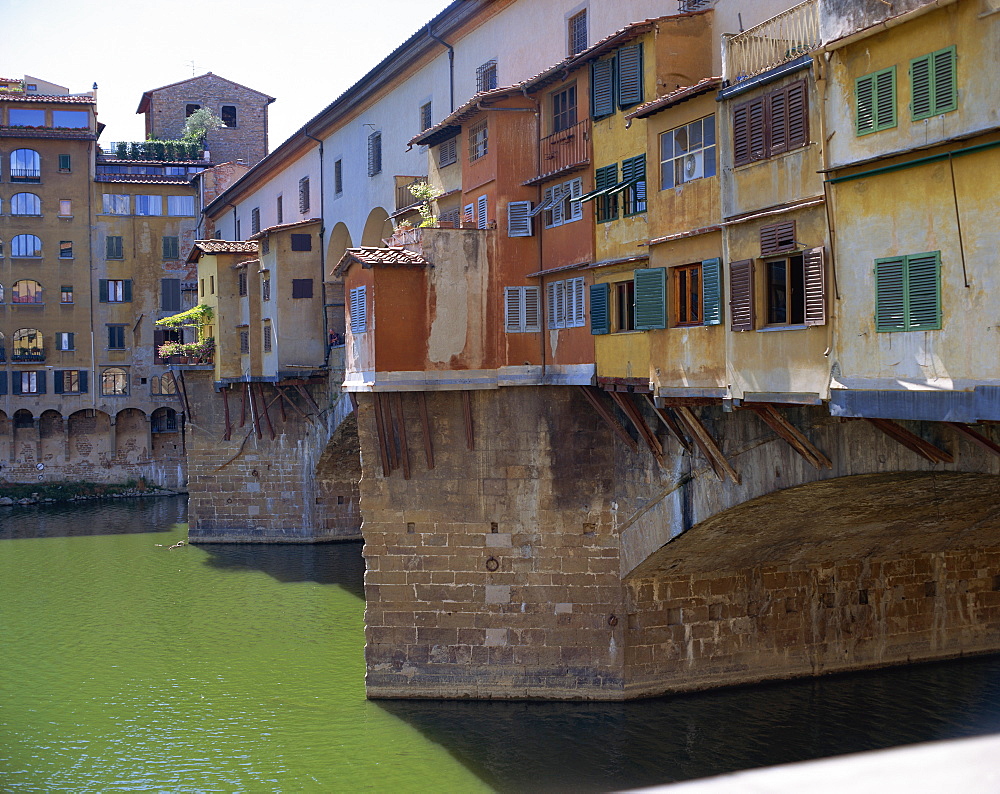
xmin=701 ymin=258 xmax=722 ymax=326
xmin=906 ymin=251 xmax=941 ymax=330
xmin=591 ymin=57 xmax=615 ymax=118
xmin=570 ymin=277 xmax=586 ymax=326
xmin=856 ymin=73 xmax=876 ymax=134
xmin=729 ymin=259 xmax=755 ymax=331
xmin=123 ymin=280 xmax=132 ymax=302
xmin=54 ymin=371 xmax=65 ymax=394
xmin=507 ymin=201 xmax=533 ymax=237
xmin=874 ymin=68 xmax=897 ymax=130
xmin=803 ymin=247 xmax=826 ymax=326
xmin=0 ymin=372 xmax=7 ymax=395
xmin=785 ymin=80 xmax=808 ymax=150
xmin=747 ymin=96 xmax=767 ymax=161
xmin=932 ymin=47 xmax=957 ymax=115
xmin=505 ymin=287 xmax=522 ymax=333
xmin=523 ymin=286 xmax=541 ymax=332
xmin=875 ymin=256 xmax=906 ymax=331
xmin=79 ymin=370 xmax=88 ymax=394
xmin=733 ymin=101 xmax=750 ymax=166
xmin=590 ymin=283 xmax=610 ymax=335
xmin=36 ymin=371 xmax=46 ymax=394
xmin=98 ymin=279 xmax=108 ymax=303
xmin=67 ymin=332 xmax=75 ymax=350
xmin=546 ymin=283 xmax=561 ymax=329
xmin=768 ymin=87 xmax=788 ymax=155
xmin=634 ymin=268 xmax=666 ymax=330
xmin=12 ymin=372 xmax=21 ymax=395
xmin=617 ymin=44 xmax=643 ymax=108
xmin=367 ymin=132 xmax=382 ymax=176
xmin=910 ymin=54 xmax=932 ymax=119
xmin=761 ymin=220 xmax=796 ymax=256
xmin=477 ymin=195 xmax=488 ymax=229
xmin=438 ymin=137 xmax=457 ymax=167
xmin=292 ymin=278 xmax=313 ymax=298
xmin=161 ymin=278 xmax=181 ymax=311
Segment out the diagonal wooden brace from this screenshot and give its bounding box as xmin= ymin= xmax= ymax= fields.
xmin=577 ymin=386 xmax=638 ymax=453
xmin=867 ymin=418 xmax=953 ymax=463
xmin=674 ymin=406 xmax=740 ymax=484
xmin=744 ymin=403 xmax=832 ymax=469
xmin=642 ymin=394 xmax=693 ymax=453
xmin=608 ymin=390 xmax=663 ymax=465
xmin=946 ymin=422 xmax=1000 ymax=458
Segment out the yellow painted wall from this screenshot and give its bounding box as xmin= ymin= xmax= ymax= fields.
xmin=593 ymin=261 xmax=650 ymax=381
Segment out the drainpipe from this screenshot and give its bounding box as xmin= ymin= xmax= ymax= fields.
xmin=304 ymin=130 xmax=329 ymax=361
xmin=428 ymin=25 xmax=455 ymax=113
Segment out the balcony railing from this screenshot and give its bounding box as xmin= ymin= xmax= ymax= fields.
xmin=395 ymin=177 xmax=428 ymax=212
xmin=12 ymin=349 xmax=45 ymax=362
xmin=724 ymin=0 xmax=819 ymax=82
xmin=535 ymin=118 xmax=591 ymax=182
xmin=10 ymin=168 xmax=41 ymax=182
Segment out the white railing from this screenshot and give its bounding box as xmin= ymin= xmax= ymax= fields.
xmin=724 ymin=0 xmax=819 ymax=82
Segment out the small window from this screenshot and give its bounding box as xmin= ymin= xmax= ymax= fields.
xmin=350 ymin=286 xmax=367 ymax=333
xmin=101 ymin=279 xmax=131 ymax=302
xmin=613 ymin=280 xmax=635 ymax=332
xmin=162 ymin=236 xmax=180 ymax=260
xmin=263 ymin=323 xmax=272 ymax=353
xmin=59 ymin=241 xmax=73 ymax=259
xmin=210 ymin=275 xmax=215 ymax=294
xmin=151 ymin=407 xmax=178 ymax=432
xmin=238 ymin=271 xmax=248 ymax=296
xmin=621 ymin=155 xmax=647 ymax=216
xmin=276 ymin=194 xmax=284 ymax=223
xmin=107 ymin=326 xmax=127 ymax=350
xmin=59 ymin=199 xmax=72 ymax=216
xmin=766 ymin=255 xmax=806 ymax=325
xmin=504 ymin=286 xmax=541 ymax=333
xmin=106 ymin=236 xmax=124 ymax=260
xmin=290 ymin=233 xmax=312 ymax=251
xmin=103 ymin=194 xmax=130 ymax=215
xmin=251 ymin=207 xmax=261 ymax=235
xmin=58 ymin=154 xmax=71 ymax=172
xmin=438 ymin=137 xmax=458 ymax=167
xmin=552 ymin=84 xmax=578 ymax=133
xmin=367 ymin=132 xmax=382 ymax=177
xmin=185 ymin=104 xmax=201 ymax=117
xmin=299 ymin=177 xmax=310 ymax=213
xmin=61 ymin=285 xmax=74 ymax=304
xmin=469 ymin=120 xmax=488 ymax=161
xmin=12 ymin=280 xmax=43 ymax=304
xmin=911 ymin=47 xmax=957 ymax=120
xmin=420 ymin=101 xmax=432 ymax=132
xmin=134 ymin=195 xmax=163 ymax=216
xmin=672 ymin=264 xmax=702 ymax=326
xmin=594 ymin=164 xmax=618 ymax=223
xmin=660 ymin=116 xmax=717 ymax=189
xmin=855 ymin=67 xmax=897 ymax=135
xmin=239 ymin=331 xmax=250 ymax=354
xmin=292 ymin=278 xmax=313 ymax=298
xmin=11 ymin=192 xmax=41 ymax=216
xmin=334 ymin=159 xmax=343 ymax=196
xmin=101 ymin=367 xmax=128 ymax=395
xmin=161 ymin=278 xmax=181 ymax=311
xmin=56 ymin=370 xmax=82 ymax=394
xmin=236 ymin=219 xmax=241 ymax=240
xmin=539 ymin=177 xmax=583 ymax=228
xmin=12 ymin=329 xmax=44 ymax=360
xmin=568 ymin=10 xmax=588 ymax=56
xmin=221 ymin=105 xmax=237 ymax=127
xmin=262 ymin=237 xmax=270 ymax=255
xmin=477 ymin=195 xmax=488 ymax=229
xmin=167 ymin=195 xmax=194 ymax=216
xmin=617 ymin=43 xmax=644 ymax=109
xmin=262 ymin=278 xmax=271 ymax=301
xmin=760 ymin=220 xmax=796 ymax=257
xmin=476 ymin=59 xmax=498 ymax=93
xmin=56 ymin=332 xmax=75 ymax=351
xmin=19 ymin=372 xmax=39 ymax=394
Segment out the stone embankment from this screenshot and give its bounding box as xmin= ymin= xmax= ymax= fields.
xmin=0 ymin=482 xmax=180 ymax=507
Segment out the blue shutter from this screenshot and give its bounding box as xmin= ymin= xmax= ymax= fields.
xmin=123 ymin=280 xmax=133 ymax=302
xmin=617 ymin=44 xmax=643 ymax=108
xmin=12 ymin=372 xmax=21 ymax=395
xmin=0 ymin=372 xmax=6 ymax=395
xmin=634 ymin=268 xmax=666 ymax=330
xmin=36 ymin=371 xmax=46 ymax=394
xmin=591 ymin=57 xmax=615 ymax=118
xmin=79 ymin=370 xmax=89 ymax=394
xmin=590 ymin=283 xmax=610 ymax=335
xmin=701 ymin=258 xmax=722 ymax=325
xmin=54 ymin=371 xmax=65 ymax=394
xmin=99 ymin=279 xmax=108 ymax=303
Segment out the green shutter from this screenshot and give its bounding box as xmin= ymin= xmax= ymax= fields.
xmin=856 ymin=73 xmax=876 ymax=135
xmin=874 ymin=67 xmax=897 ymax=131
xmin=617 ymin=43 xmax=643 ymax=108
xmin=910 ymin=54 xmax=932 ymax=119
xmin=701 ymin=258 xmax=722 ymax=325
xmin=906 ymin=251 xmax=941 ymax=330
xmin=590 ymin=283 xmax=610 ymax=335
xmin=54 ymin=371 xmax=65 ymax=394
xmin=875 ymin=256 xmax=906 ymax=331
xmin=591 ymin=57 xmax=615 ymax=118
xmin=123 ymin=280 xmax=132 ymax=302
xmin=163 ymin=236 xmax=179 ymax=259
xmin=98 ymin=279 xmax=108 ymax=303
xmin=634 ymin=267 xmax=666 ymax=330
xmin=931 ymin=46 xmax=957 ymax=115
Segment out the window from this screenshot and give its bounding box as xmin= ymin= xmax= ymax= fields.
xmin=507 ymin=201 xmax=533 ymax=237
xmin=56 ymin=332 xmax=75 ymax=351
xmin=368 ymin=131 xmax=382 ymax=177
xmin=251 ymin=207 xmax=260 ymax=235
xmin=200 ymin=278 xmax=205 ymax=297
xmin=760 ymin=220 xmax=797 ymax=257
xmin=162 ymin=236 xmax=180 ymax=260
xmin=467 ymin=119 xmax=489 ymax=163
xmin=875 ymin=251 xmax=940 ymax=332
xmin=729 ymin=248 xmax=825 ymax=331
xmin=59 ymin=154 xmax=72 ymax=172
xmin=263 ymin=323 xmax=272 ymax=353
xmin=420 ymin=101 xmax=433 ymax=132
xmin=672 ymin=264 xmax=702 ymax=326
xmin=221 ymin=105 xmax=237 ymax=127
xmin=10 ymin=108 xmax=45 ymax=127
xmin=101 ymin=367 xmax=128 ymax=395
xmin=621 ymin=155 xmax=647 ymax=216
xmin=12 ymin=234 xmax=42 ymax=257
xmin=733 ymin=80 xmax=808 ymax=166
xmin=12 ymin=280 xmax=43 ymax=304
xmin=52 ymin=111 xmax=88 ymax=129
xmin=238 ymin=271 xmax=248 ymax=296
xmin=290 ymin=233 xmax=312 ymax=251
xmin=54 ymin=370 xmax=84 ymax=394
xmin=186 ymin=104 xmax=201 ymax=117
xmin=239 ymin=331 xmax=250 ymax=354
xmin=107 ymin=325 xmax=126 ymax=350
xmin=106 ymin=236 xmax=124 ymax=259
xmin=12 ymin=329 xmax=43 ymax=360
xmin=546 ymin=277 xmax=586 ymax=329
xmin=167 ymin=195 xmax=194 ymax=216
xmin=334 ymin=159 xmax=344 ymax=196
xmin=19 ymin=372 xmax=40 ymax=394
xmin=100 ymin=279 xmax=132 ymax=303
xmin=59 ymin=241 xmax=73 ymax=259
xmin=613 ymin=280 xmax=636 ymax=332
xmin=538 ymin=177 xmax=583 ymax=228
xmin=299 ymin=177 xmax=310 ymax=213
xmin=11 ymin=193 xmax=41 ymax=215
xmin=477 ymin=59 xmax=498 ymax=93
xmin=568 ymin=10 xmax=588 ymax=56
xmin=439 ymin=207 xmax=461 ymax=227
xmin=438 ymin=137 xmax=458 ymax=167
xmin=766 ymin=255 xmax=806 ymax=325
xmin=210 ymin=275 xmax=215 ymax=294
xmin=277 ymin=194 xmax=284 ymax=223
xmin=504 ymin=286 xmax=541 ymax=332
xmin=856 ymin=67 xmax=896 ymax=135
xmin=350 ymin=286 xmax=367 ymax=333
xmin=61 ymin=286 xmax=73 ymax=304
xmin=103 ymin=194 xmax=129 ymax=215
xmin=134 ymin=195 xmax=162 ymax=216
xmin=59 ymin=199 xmax=72 ymax=216
xmin=477 ymin=195 xmax=488 ymax=229
xmin=161 ymin=278 xmax=181 ymax=311
xmin=292 ymin=278 xmax=313 ymax=298
xmin=911 ymin=47 xmax=957 ymax=120
xmin=152 ymin=373 xmax=177 ymax=396
xmin=594 ymin=164 xmax=618 ymax=222
xmin=236 ymin=219 xmax=241 ymax=240
xmin=552 ymin=84 xmax=577 ymax=133
xmin=10 ymin=149 xmax=41 ymax=182
xmin=660 ymin=116 xmax=717 ymax=188
xmin=151 ymin=407 xmax=178 ymax=433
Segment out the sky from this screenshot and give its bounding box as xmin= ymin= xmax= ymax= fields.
xmin=1 ymin=0 xmax=455 ymax=149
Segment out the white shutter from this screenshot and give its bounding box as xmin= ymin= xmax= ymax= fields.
xmin=546 ymin=283 xmax=559 ymax=329
xmin=531 ymin=187 xmax=554 ymax=217
xmin=568 ymin=277 xmax=586 ymax=326
xmin=555 ymin=280 xmax=567 ymax=328
xmin=523 ymin=286 xmax=541 ymax=332
xmin=464 ymin=203 xmax=474 ymax=226
xmin=505 ymin=287 xmax=522 ymax=332
xmin=551 ymin=187 xmax=566 ymax=226
xmin=567 ymin=179 xmax=583 ymax=222
xmin=507 ymin=201 xmax=533 ymax=237
xmin=477 ymin=195 xmax=488 ymax=229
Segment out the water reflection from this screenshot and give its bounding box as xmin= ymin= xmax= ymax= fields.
xmin=0 ymin=495 xmax=186 ymax=540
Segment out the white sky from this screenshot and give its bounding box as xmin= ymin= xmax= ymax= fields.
xmin=1 ymin=0 xmax=455 ymax=150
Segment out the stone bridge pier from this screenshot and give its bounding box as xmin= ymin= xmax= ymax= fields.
xmin=359 ymin=386 xmax=1000 ymax=700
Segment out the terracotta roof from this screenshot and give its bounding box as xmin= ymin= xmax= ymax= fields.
xmin=625 ymin=76 xmax=723 ymax=122
xmin=136 ymin=72 xmax=276 ymax=114
xmin=95 ymin=174 xmax=191 ymax=185
xmin=0 ymin=91 xmax=94 ymax=104
xmin=332 ymin=246 xmax=429 ymax=277
xmin=233 ymin=258 xmax=259 ymax=269
xmin=186 ymin=239 xmax=258 ymax=263
xmin=248 ymin=217 xmax=322 ymax=240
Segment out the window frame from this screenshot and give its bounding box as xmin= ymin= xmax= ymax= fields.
xmin=910 ymin=47 xmax=957 ymax=121
xmin=732 ymin=80 xmax=808 ymax=167
xmin=672 ymin=264 xmax=703 ymax=327
xmin=504 ymin=285 xmax=542 ymax=333
xmin=875 ymin=251 xmax=941 ymax=332
xmin=101 ymin=367 xmax=128 ymax=396
xmin=469 ymin=120 xmax=488 ymax=162
xmin=855 ymin=66 xmax=897 ymax=135
xmin=551 ymin=83 xmax=578 ymax=133
xmin=660 ymin=115 xmax=717 ymax=189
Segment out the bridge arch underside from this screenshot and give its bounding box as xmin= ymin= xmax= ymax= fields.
xmin=623 ymin=471 xmax=1000 ymax=698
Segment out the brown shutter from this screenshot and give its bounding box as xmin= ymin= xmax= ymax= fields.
xmin=760 ymin=220 xmax=796 ymax=256
xmin=733 ymin=101 xmax=750 ymax=166
xmin=803 ymin=246 xmax=826 ymax=327
xmin=747 ymin=96 xmax=766 ymax=162
xmin=729 ymin=259 xmax=755 ymax=331
xmin=768 ymin=88 xmax=787 ymax=156
xmin=786 ymin=80 xmax=808 ymax=150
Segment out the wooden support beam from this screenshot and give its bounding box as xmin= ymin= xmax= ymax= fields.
xmin=248 ymin=383 xmax=262 ymax=440
xmin=675 ymin=406 xmax=740 ymax=484
xmin=462 ymin=391 xmax=475 ymax=451
xmin=372 ymin=392 xmax=391 ymax=477
xmin=257 ymin=383 xmax=276 ymax=441
xmin=239 ymin=384 xmax=248 ymax=428
xmin=744 ymin=403 xmax=832 ymax=469
xmin=609 ymin=390 xmax=663 ymax=464
xmin=867 ymin=418 xmax=954 ymax=463
xmin=576 ymin=386 xmax=639 ymax=453
xmin=642 ymin=394 xmax=692 ymax=453
xmin=946 ymin=422 xmax=1000 ymax=458
xmin=174 ymin=367 xmax=192 ymax=420
xmin=294 ymin=383 xmax=321 ymax=413
xmin=391 ymin=393 xmax=411 ymax=479
xmin=222 ymin=386 xmax=232 ymax=441
xmin=379 ymin=393 xmax=399 ymax=472
xmin=275 ymin=385 xmax=310 ymax=421
xmin=418 ymin=392 xmax=435 ymax=469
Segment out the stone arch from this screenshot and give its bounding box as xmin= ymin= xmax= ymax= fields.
xmin=150 ymin=406 xmax=184 ymax=467
xmin=326 ymin=222 xmax=354 ymax=342
xmin=115 ymin=408 xmax=148 ymax=463
xmin=68 ymin=409 xmax=111 ymax=467
xmin=0 ymin=410 xmax=9 ymax=464
xmin=361 ymin=206 xmax=392 ymax=247
xmin=38 ymin=409 xmax=65 ymax=466
xmin=11 ymin=409 xmax=36 ymax=465
xmin=312 ymin=406 xmax=362 ymax=540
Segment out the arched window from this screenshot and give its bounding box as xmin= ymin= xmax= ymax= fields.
xmin=10 ymin=193 xmax=41 ymax=216
xmin=151 ymin=407 xmax=179 ymax=433
xmin=101 ymin=367 xmax=128 ymax=396
xmin=10 ymin=149 xmax=41 ymax=182
xmin=12 ymin=280 xmax=42 ymax=304
xmin=12 ymin=328 xmax=43 ymax=361
xmin=151 ymin=373 xmax=177 ymax=396
xmin=11 ymin=234 xmax=41 ymax=257
xmin=13 ymin=410 xmax=35 ymax=429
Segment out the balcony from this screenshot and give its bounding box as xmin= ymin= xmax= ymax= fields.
xmin=12 ymin=349 xmax=45 ymax=362
xmin=395 ymin=177 xmax=428 ymax=212
xmin=528 ymin=118 xmax=591 ymax=185
xmin=724 ymin=0 xmax=819 ymax=83
xmin=10 ymin=168 xmax=41 ymax=182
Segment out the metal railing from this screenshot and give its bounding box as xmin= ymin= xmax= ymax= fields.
xmin=724 ymin=0 xmax=819 ymax=82
xmin=395 ymin=177 xmax=428 ymax=212
xmin=679 ymin=0 xmax=713 ymax=11
xmin=10 ymin=168 xmax=41 ymax=181
xmin=12 ymin=349 xmax=45 ymax=362
xmin=536 ymin=118 xmax=591 ymax=180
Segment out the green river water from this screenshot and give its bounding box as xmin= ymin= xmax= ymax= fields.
xmin=3 ymin=496 xmax=1000 ymax=793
